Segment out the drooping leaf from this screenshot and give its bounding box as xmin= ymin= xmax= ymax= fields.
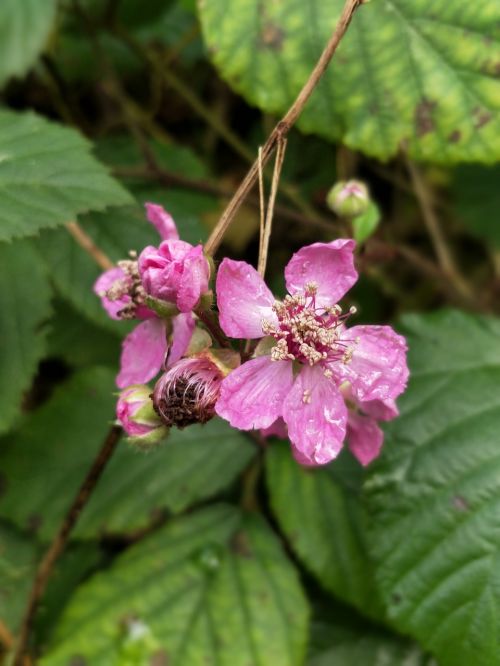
xmin=365 ymin=310 xmax=500 ymax=666
xmin=41 ymin=505 xmax=309 ymax=666
xmin=0 ymin=522 xmax=39 ymax=633
xmin=0 ymin=368 xmax=255 ymax=541
xmin=199 ymin=0 xmax=500 ymax=162
xmin=0 ymin=110 xmax=132 ymax=241
xmin=0 ymin=240 xmax=52 ymax=434
xmin=0 ymin=0 xmax=57 ymax=87
xmin=453 ymin=164 xmax=500 ymax=247
xmin=266 ymin=442 xmax=382 ymax=619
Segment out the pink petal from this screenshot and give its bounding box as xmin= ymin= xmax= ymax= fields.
xmin=284 ymin=240 xmax=358 ymax=308
xmin=93 ymin=267 xmax=129 ymax=320
xmin=116 ymin=319 xmax=167 ymax=388
xmin=360 ymin=397 xmax=399 ymax=421
xmin=145 ymin=203 xmax=179 ymax=241
xmin=339 ymin=325 xmax=409 ymax=402
xmin=216 ymin=259 xmax=277 ymax=338
xmin=260 ymin=418 xmax=288 ymax=439
xmin=347 ymin=412 xmax=384 ymax=466
xmin=283 ymin=365 xmax=347 ymax=466
xmin=290 ymin=443 xmax=321 ymax=467
xmin=167 ymin=312 xmax=195 ymax=366
xmin=341 ymin=384 xmax=399 ymax=422
xmin=177 ymin=245 xmax=210 ymax=312
xmin=215 ymin=356 xmax=293 ymax=429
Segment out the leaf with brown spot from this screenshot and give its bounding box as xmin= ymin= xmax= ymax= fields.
xmin=199 ymin=0 xmax=500 ymax=162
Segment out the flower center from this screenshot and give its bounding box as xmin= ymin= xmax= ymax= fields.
xmin=262 ymin=282 xmax=356 ymax=368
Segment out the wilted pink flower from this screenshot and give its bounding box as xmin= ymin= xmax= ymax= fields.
xmin=116 ymin=385 xmax=168 ymax=447
xmin=93 ymin=203 xmax=180 ymax=321
xmin=215 ymin=240 xmax=408 ymax=467
xmin=93 ymin=262 xmax=153 ymax=321
xmin=153 ymin=354 xmax=225 ymax=428
xmin=93 ymin=203 xmax=196 ymax=388
xmin=138 ymin=219 xmax=210 ymax=313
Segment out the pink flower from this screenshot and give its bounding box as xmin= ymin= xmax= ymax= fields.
xmin=116 ymin=385 xmax=168 ymax=447
xmin=93 ymin=203 xmax=196 ymax=388
xmin=215 ymin=240 xmax=408 ymax=467
xmin=138 ymin=221 xmax=210 ymax=313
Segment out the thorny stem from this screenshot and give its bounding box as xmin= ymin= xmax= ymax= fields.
xmin=108 ymin=23 xmax=326 ymax=227
xmin=65 ymin=221 xmax=114 ymax=271
xmin=0 ymin=620 xmax=14 ymax=652
xmin=12 ymin=425 xmax=122 ymax=666
xmin=203 ymin=0 xmax=363 ymax=256
xmin=406 ymin=160 xmax=474 ymax=302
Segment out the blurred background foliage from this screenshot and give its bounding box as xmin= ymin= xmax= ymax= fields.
xmin=0 ymin=0 xmax=499 ymax=664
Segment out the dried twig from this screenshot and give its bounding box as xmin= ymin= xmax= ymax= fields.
xmin=203 ymin=0 xmax=363 ymax=256
xmin=406 ymin=160 xmax=474 ymax=302
xmin=258 ymin=138 xmax=288 ymax=277
xmin=65 ymin=221 xmax=114 ymax=271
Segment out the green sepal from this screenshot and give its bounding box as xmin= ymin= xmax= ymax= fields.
xmin=145 ymin=295 xmax=180 ymax=319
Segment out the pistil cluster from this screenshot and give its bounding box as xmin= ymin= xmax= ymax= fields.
xmin=111 ymin=257 xmax=147 ymax=320
xmin=262 ymin=283 xmax=357 ymax=368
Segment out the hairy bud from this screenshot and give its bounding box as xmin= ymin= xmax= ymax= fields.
xmin=153 ymin=351 xmax=236 ymax=428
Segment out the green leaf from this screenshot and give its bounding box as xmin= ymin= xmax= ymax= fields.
xmin=453 ymin=164 xmax=500 ymax=247
xmin=199 ymin=0 xmax=500 ymax=163
xmin=266 ymin=442 xmax=382 ymax=618
xmin=0 ymin=522 xmax=39 ymax=633
xmin=0 ymin=240 xmax=52 ymax=434
xmin=41 ymin=505 xmax=309 ymax=666
xmin=308 ymin=597 xmax=436 ymax=666
xmin=0 ymin=0 xmax=57 ymax=87
xmin=365 ymin=310 xmax=500 ymax=666
xmin=0 ymin=110 xmax=132 ymax=241
xmin=310 ymin=628 xmax=434 ymax=666
xmin=352 ymin=202 xmax=381 ymax=244
xmin=47 ymin=300 xmax=121 ymax=368
xmin=0 ymin=368 xmax=255 ymax=541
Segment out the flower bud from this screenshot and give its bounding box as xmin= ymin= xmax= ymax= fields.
xmin=116 ymin=385 xmax=168 ymax=449
xmin=152 ymin=351 xmax=236 ymax=429
xmin=138 ymin=241 xmax=211 ymax=313
xmin=326 ymin=180 xmax=370 ymax=218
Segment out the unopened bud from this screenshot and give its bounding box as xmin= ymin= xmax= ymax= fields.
xmin=327 ymin=180 xmax=370 ymax=217
xmin=116 ymin=385 xmax=168 ymax=450
xmin=153 ymin=351 xmax=235 ymax=429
